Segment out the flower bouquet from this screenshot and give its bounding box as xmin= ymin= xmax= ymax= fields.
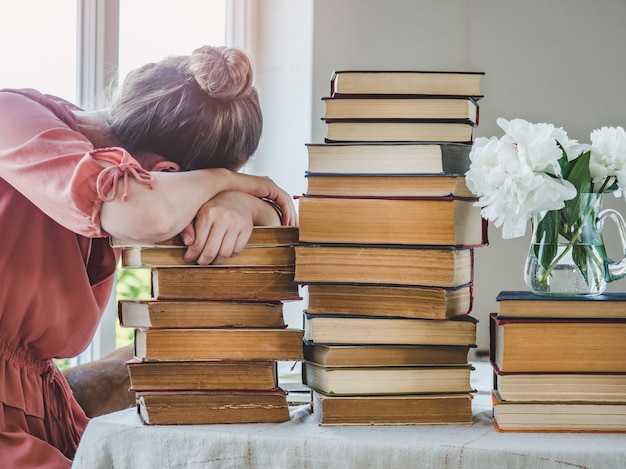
xmin=465 ymin=118 xmax=626 ymax=295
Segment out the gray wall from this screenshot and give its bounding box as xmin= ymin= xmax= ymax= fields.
xmin=253 ymin=0 xmax=626 ymax=353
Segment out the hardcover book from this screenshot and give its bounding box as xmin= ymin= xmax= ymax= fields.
xmin=298 ymin=196 xmax=487 ymax=246
xmin=305 ymin=142 xmax=471 ymax=175
xmin=324 ymin=120 xmax=474 ymax=144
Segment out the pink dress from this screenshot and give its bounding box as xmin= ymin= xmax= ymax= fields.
xmin=0 ymin=89 xmax=153 ymax=467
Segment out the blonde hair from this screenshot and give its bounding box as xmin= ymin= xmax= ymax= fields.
xmin=108 ymin=45 xmax=262 ymax=171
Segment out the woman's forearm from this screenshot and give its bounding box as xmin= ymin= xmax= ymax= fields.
xmin=100 ymin=168 xmax=235 ymax=242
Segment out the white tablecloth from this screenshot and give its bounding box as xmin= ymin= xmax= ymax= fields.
xmin=73 ymin=360 xmax=626 ymax=469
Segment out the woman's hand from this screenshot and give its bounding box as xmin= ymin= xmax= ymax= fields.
xmin=180 ymin=191 xmax=264 ymax=265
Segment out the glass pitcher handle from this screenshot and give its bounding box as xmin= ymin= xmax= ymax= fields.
xmin=597 ymin=208 xmax=626 ymax=282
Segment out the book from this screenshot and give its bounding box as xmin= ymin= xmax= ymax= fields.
xmin=304 ymin=173 xmax=475 ymax=198
xmin=330 ymin=70 xmax=484 ymax=97
xmin=490 ymin=313 xmax=626 ymax=372
xmin=121 ymin=245 xmax=295 ymax=268
xmin=303 ymin=314 xmax=477 ymax=346
xmin=306 ymin=283 xmax=473 ymax=320
xmin=294 ymin=245 xmax=474 ymax=288
xmin=137 ymin=389 xmax=290 ymax=425
xmin=312 ymin=391 xmax=473 ymax=425
xmin=118 ymin=299 xmax=286 ymax=329
xmin=496 ymin=290 xmax=626 ymax=319
xmin=491 ymin=390 xmax=626 ymax=433
xmin=303 ymin=343 xmax=471 ymax=367
xmin=126 ymin=359 xmax=278 ymax=391
xmin=134 ymin=328 xmax=304 ymax=361
xmin=151 ymin=266 xmax=300 ymax=301
xmin=110 ymin=225 xmax=299 ymax=248
xmin=305 ymin=142 xmax=471 ymax=175
xmin=322 ymin=96 xmax=479 ymax=123
xmin=302 ymin=362 xmax=475 ymax=395
xmin=298 ymin=196 xmax=487 ymax=246
xmin=324 ymin=120 xmax=474 ymax=144
xmin=493 ymin=364 xmax=626 ymax=402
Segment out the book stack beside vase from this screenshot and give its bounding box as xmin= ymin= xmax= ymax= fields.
xmin=112 ymin=226 xmax=304 ymax=425
xmin=491 ymin=290 xmax=626 ymax=432
xmin=295 ymin=70 xmax=488 ymax=425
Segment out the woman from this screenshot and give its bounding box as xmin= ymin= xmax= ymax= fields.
xmin=0 ymin=45 xmax=297 ymax=467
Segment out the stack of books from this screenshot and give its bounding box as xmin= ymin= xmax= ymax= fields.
xmin=113 ymin=226 xmax=304 ymax=425
xmin=295 ymin=70 xmax=487 ymax=425
xmin=491 ymin=290 xmax=626 ymax=432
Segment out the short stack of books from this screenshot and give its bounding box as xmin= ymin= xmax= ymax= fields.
xmin=295 ymin=70 xmax=487 ymax=425
xmin=113 ymin=226 xmax=304 ymax=425
xmin=491 ymin=290 xmax=626 ymax=432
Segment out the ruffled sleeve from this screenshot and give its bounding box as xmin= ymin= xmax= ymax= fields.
xmin=0 ymin=89 xmax=154 ymax=238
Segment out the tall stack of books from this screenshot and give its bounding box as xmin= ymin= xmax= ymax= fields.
xmin=113 ymin=226 xmax=304 ymax=425
xmin=295 ymin=70 xmax=487 ymax=425
xmin=491 ymin=290 xmax=626 ymax=432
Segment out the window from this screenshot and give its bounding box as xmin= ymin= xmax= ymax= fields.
xmin=0 ymin=1 xmax=77 ymax=100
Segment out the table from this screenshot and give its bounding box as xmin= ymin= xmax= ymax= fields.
xmin=72 ymin=361 xmax=626 ymax=468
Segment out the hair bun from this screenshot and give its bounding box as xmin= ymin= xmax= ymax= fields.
xmin=188 ymin=45 xmax=254 ymax=100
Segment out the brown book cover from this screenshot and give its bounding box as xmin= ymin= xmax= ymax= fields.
xmin=306 ymin=283 xmax=473 ymax=320
xmin=110 ymin=225 xmax=299 ymax=249
xmin=322 ymin=95 xmax=479 ymax=123
xmin=305 ymin=142 xmax=471 ymax=175
xmin=298 ymin=196 xmax=487 ymax=247
xmin=294 ymin=244 xmax=474 ymax=288
xmin=118 ymin=300 xmax=286 ymax=329
xmin=330 ymin=70 xmax=484 ymax=97
xmin=491 ymin=390 xmax=626 ymax=433
xmin=121 ymin=245 xmax=295 ymax=268
xmin=134 ymin=327 xmax=304 ymax=361
xmin=302 ymin=362 xmax=474 ymax=396
xmin=151 ymin=266 xmax=300 ymax=301
xmin=312 ymin=391 xmax=473 ymax=425
xmin=304 ymin=173 xmax=476 ymax=199
xmin=490 ymin=313 xmax=626 ymax=373
xmin=492 ymin=362 xmax=626 ymax=402
xmin=324 ymin=120 xmax=474 ymax=144
xmin=126 ymin=359 xmax=278 ymax=391
xmin=303 ymin=313 xmax=477 ymax=346
xmin=137 ymin=388 xmax=290 ymax=425
xmin=304 ymin=343 xmax=472 ymax=367
xmin=496 ymin=290 xmax=626 ymax=319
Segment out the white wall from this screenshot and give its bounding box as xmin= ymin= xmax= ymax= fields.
xmin=253 ymin=0 xmax=626 ymax=353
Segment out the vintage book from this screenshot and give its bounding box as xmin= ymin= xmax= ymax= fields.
xmin=304 ymin=173 xmax=475 ymax=198
xmin=306 ymin=283 xmax=473 ymax=320
xmin=324 ymin=120 xmax=474 ymax=144
xmin=126 ymin=359 xmax=278 ymax=391
xmin=303 ymin=343 xmax=471 ymax=367
xmin=302 ymin=362 xmax=474 ymax=395
xmin=137 ymin=389 xmax=290 ymax=425
xmin=110 ymin=225 xmax=299 ymax=248
xmin=118 ymin=299 xmax=286 ymax=329
xmin=151 ymin=266 xmax=300 ymax=301
xmin=490 ymin=313 xmax=626 ymax=373
xmin=134 ymin=328 xmax=304 ymax=361
xmin=294 ymin=244 xmax=474 ymax=288
xmin=493 ymin=364 xmax=626 ymax=402
xmin=303 ymin=314 xmax=477 ymax=346
xmin=305 ymin=142 xmax=471 ymax=175
xmin=330 ymin=70 xmax=484 ymax=97
xmin=496 ymin=290 xmax=626 ymax=319
xmin=322 ymin=96 xmax=479 ymax=123
xmin=492 ymin=390 xmax=626 ymax=433
xmin=312 ymin=391 xmax=473 ymax=425
xmin=298 ymin=196 xmax=487 ymax=246
xmin=121 ymin=245 xmax=295 ymax=268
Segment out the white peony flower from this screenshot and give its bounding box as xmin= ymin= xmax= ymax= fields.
xmin=466 ymin=118 xmax=577 ymax=238
xmin=589 ymin=126 xmax=626 ymax=196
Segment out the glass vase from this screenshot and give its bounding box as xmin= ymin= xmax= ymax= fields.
xmin=524 ymin=193 xmax=626 ymax=296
